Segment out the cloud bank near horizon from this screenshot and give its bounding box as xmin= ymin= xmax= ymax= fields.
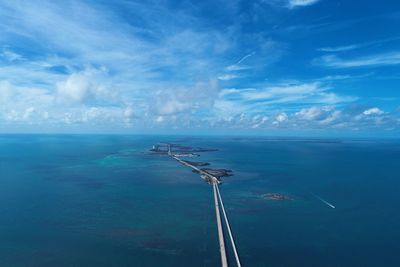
xmin=0 ymin=0 xmax=399 ymax=135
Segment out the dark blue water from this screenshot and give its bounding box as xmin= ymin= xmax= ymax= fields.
xmin=1 ymin=135 xmax=399 ymax=266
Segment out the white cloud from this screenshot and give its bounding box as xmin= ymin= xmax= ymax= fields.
xmin=251 ymin=115 xmax=269 ymax=128
xmin=316 ymin=52 xmax=400 ymax=68
xmin=123 ymin=106 xmax=136 ymax=126
xmin=213 ymin=99 xmax=248 ymax=120
xmin=363 ymin=107 xmax=384 ymax=116
xmin=204 ymin=104 xmax=398 ymax=132
xmin=316 ymin=73 xmax=374 ymax=81
xmin=225 ymin=53 xmax=254 ymax=71
xmin=219 ymin=82 xmax=355 ymax=109
xmin=153 ymin=80 xmax=218 ymax=116
xmin=317 ymin=37 xmax=400 ymax=53
xmin=124 ymin=106 xmax=135 ymax=119
xmin=288 ymin=0 xmax=320 ymax=8
xmin=0 ymin=0 xmax=239 ymax=131
xmin=218 ymin=74 xmax=238 ymax=81
xmin=0 ymin=80 xmax=13 ymax=102
xmin=317 ymin=45 xmax=360 ymax=52
xmin=55 ymin=68 xmax=116 ymax=105
xmin=157 ymin=100 xmax=191 ymax=115
xmin=224 ymin=40 xmax=284 ymax=73
xmin=320 ymin=110 xmax=341 ymax=125
xmin=296 ymin=106 xmax=331 ymax=120
xmin=0 ymin=1 xmax=399 ymax=134
xmin=22 ymin=107 xmax=36 ymax=120
xmin=274 ymin=112 xmax=288 ymax=124
xmin=0 ymin=78 xmax=131 ymax=127
xmin=156 ymin=116 xmax=164 ymax=123
xmin=240 ymin=82 xmax=322 ymax=101
xmin=1 ymin=49 xmax=24 ymax=61
xmin=0 ymin=80 xmax=53 ymax=111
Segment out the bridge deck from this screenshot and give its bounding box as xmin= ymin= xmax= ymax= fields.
xmin=168 ymin=145 xmax=242 ymax=267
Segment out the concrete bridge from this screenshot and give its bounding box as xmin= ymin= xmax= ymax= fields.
xmin=168 ymin=145 xmax=242 ymax=267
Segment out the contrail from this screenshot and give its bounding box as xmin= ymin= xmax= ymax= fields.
xmin=236 ymin=52 xmax=255 ymax=65
xmin=313 ymin=194 xmax=336 ymax=209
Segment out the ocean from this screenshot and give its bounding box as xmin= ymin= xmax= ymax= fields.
xmin=1 ymin=135 xmax=399 ymax=266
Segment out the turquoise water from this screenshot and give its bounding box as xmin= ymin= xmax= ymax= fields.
xmin=1 ymin=135 xmax=399 ymax=266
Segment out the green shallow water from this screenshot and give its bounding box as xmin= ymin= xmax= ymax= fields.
xmin=1 ymin=135 xmax=400 ymax=266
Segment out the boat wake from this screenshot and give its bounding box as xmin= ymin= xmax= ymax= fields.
xmin=313 ymin=194 xmax=336 ymax=209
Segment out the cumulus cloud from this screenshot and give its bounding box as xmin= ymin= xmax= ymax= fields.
xmin=0 ymin=0 xmax=399 ymax=134
xmin=123 ymin=107 xmax=134 ymax=118
xmin=0 ymin=1 xmax=237 ymax=131
xmin=320 ymin=110 xmax=341 ymax=125
xmin=363 ymin=107 xmax=384 ymax=116
xmin=152 ymin=80 xmax=219 ymax=116
xmin=204 ymin=104 xmax=398 ymax=132
xmin=296 ymin=106 xmax=332 ymax=120
xmin=156 ymin=116 xmax=164 ymax=123
xmin=212 ymin=104 xmax=398 ymax=132
xmin=157 ymin=100 xmax=191 ymax=115
xmin=55 ymin=68 xmax=116 ymax=105
xmin=0 ymin=78 xmax=130 ymax=128
xmin=273 ymin=112 xmax=288 ymax=124
xmin=123 ymin=106 xmax=137 ymax=126
xmin=251 ymin=115 xmax=269 ymax=128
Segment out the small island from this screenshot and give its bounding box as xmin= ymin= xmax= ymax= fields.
xmin=263 ymin=193 xmax=292 ymax=200
xmin=150 ymin=143 xmax=217 ymax=154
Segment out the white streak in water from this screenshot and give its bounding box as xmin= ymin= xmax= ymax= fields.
xmin=314 ymin=194 xmax=336 ymax=209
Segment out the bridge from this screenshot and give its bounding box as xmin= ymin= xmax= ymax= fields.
xmin=168 ymin=145 xmax=242 ymax=267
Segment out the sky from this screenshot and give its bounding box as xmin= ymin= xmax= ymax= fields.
xmin=0 ymin=0 xmax=400 ymax=136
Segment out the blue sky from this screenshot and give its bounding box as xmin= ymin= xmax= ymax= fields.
xmin=0 ymin=0 xmax=399 ymax=136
